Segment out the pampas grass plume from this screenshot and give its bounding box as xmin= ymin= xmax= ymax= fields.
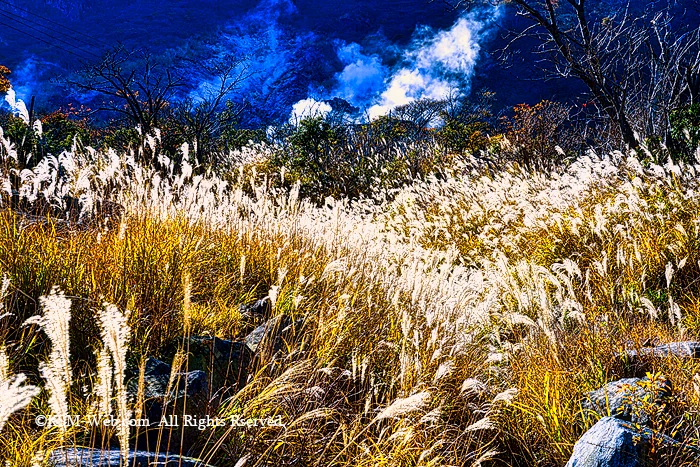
xmin=0 ymin=347 xmax=40 ymax=432
xmin=23 ymin=287 xmax=72 ymax=432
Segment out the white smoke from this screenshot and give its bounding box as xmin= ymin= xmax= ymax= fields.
xmin=291 ymin=6 xmax=500 ymax=122
xmin=289 ymin=98 xmax=332 ymax=124
xmin=367 ymin=10 xmax=500 ymax=119
xmin=368 ymin=69 xmax=454 ymax=118
xmin=333 ymin=43 xmax=388 ymax=106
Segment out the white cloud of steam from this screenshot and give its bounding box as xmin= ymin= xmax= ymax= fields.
xmin=367 ymin=10 xmax=499 ymax=119
xmin=288 ymin=42 xmax=386 ymax=122
xmin=289 ymin=98 xmax=332 ymax=124
xmin=195 ymin=0 xmax=312 ymax=102
xmin=370 ymin=69 xmax=453 ymax=117
xmin=333 ymin=43 xmax=388 ymax=106
xmin=296 ymin=6 xmax=499 ymax=122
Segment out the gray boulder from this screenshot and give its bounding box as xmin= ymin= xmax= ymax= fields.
xmin=582 ymin=377 xmax=672 ymax=424
xmin=245 ymin=315 xmax=292 ymax=353
xmin=565 ymin=417 xmax=649 ymax=467
xmin=49 ymin=447 xmax=212 ymax=467
xmin=624 ymin=341 xmax=700 ymax=360
xmin=167 ymin=337 xmax=252 ymax=394
xmin=239 ymin=298 xmax=270 ymax=318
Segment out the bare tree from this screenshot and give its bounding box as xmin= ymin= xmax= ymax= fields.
xmin=65 ymin=47 xmax=253 ymax=166
xmin=391 ymin=98 xmax=448 ymax=129
xmin=172 ymin=54 xmax=252 ymax=165
xmin=635 ymin=12 xmax=700 ymax=139
xmin=442 ymin=1 xmax=700 ymax=149
xmin=64 ymin=46 xmax=184 ymax=137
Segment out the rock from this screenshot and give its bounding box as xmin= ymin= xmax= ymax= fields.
xmin=244 ymin=315 xmax=303 ymax=354
xmin=564 ymin=417 xmax=649 ymax=467
xmin=239 ymin=298 xmax=270 ymax=318
xmin=129 ymin=368 xmax=208 ymax=421
xmin=624 ymin=341 xmax=700 ymax=360
xmin=582 ymin=377 xmax=672 ymax=424
xmin=144 ymin=357 xmax=171 ymax=376
xmin=49 ymin=447 xmax=212 ymax=467
xmin=140 ymin=370 xmax=208 ymax=402
xmin=143 ymin=336 xmax=253 ymax=453
xmin=166 ymin=337 xmax=252 ymax=394
xmin=245 ymin=315 xmax=290 ymax=353
xmin=128 ymin=367 xmax=210 ymax=455
xmin=244 ymin=323 xmax=267 ymax=353
xmin=128 ymin=357 xmax=208 ymax=421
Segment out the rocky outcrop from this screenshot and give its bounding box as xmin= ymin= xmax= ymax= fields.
xmin=126 ymin=311 xmax=304 ymax=454
xmin=244 ymin=314 xmax=301 ymax=354
xmin=166 ymin=337 xmax=252 ymax=396
xmin=127 ymin=357 xmax=211 ymax=455
xmin=567 ymin=375 xmax=697 ymax=466
xmin=128 ymin=357 xmax=208 ymax=424
xmin=564 ymin=417 xmax=649 ymax=467
xmin=622 ymin=341 xmax=700 ymax=360
xmin=239 ymin=298 xmax=270 ymax=319
xmin=144 ymin=356 xmax=171 ymax=377
xmin=582 ymin=377 xmax=672 ymax=424
xmin=49 ymin=447 xmax=212 ymax=467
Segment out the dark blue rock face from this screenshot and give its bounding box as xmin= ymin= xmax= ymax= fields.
xmin=564 ymin=417 xmax=649 ymax=467
xmin=144 ymin=356 xmax=171 ymax=377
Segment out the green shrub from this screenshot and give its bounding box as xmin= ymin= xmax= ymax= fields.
xmin=670 ymin=104 xmax=700 ymax=162
xmin=436 ymin=90 xmax=496 ymax=154
xmin=264 ymin=114 xmax=454 ymax=203
xmin=40 ymin=111 xmax=92 ymax=157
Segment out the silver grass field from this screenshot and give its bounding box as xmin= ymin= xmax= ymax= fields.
xmin=1 ymin=126 xmax=700 ymax=466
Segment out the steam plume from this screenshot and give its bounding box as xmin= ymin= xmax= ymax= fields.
xmin=368 ymin=13 xmax=493 ymax=119
xmin=290 ymin=6 xmax=501 ymax=122
xmin=290 ymin=98 xmax=332 ymax=124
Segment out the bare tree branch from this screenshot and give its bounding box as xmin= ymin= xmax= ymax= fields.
xmin=446 ymin=0 xmax=700 ymax=148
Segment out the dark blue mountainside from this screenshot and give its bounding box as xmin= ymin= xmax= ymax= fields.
xmin=1 ymin=0 xmax=699 ymax=125
xmin=1 ymin=0 xmax=461 ymax=123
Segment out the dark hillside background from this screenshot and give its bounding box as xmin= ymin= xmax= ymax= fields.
xmin=1 ymin=0 xmax=698 ymax=125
